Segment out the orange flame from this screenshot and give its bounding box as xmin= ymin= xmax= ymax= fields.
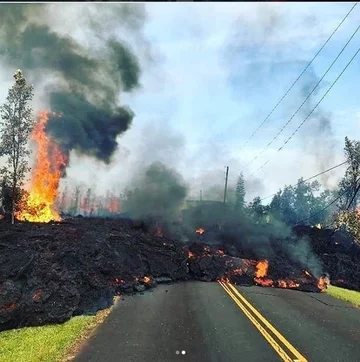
xmin=254 ymin=260 xmax=274 ymax=287
xmin=195 ymin=228 xmax=205 ymax=234
xmin=317 ymin=276 xmax=330 ymax=291
xmin=188 ymin=251 xmax=195 ymax=258
xmin=143 ymin=276 xmax=151 ymax=284
xmin=255 ymin=260 xmax=269 ymax=278
xmin=16 ymin=111 xmax=67 ymax=223
xmin=217 ymin=249 xmax=225 ymax=256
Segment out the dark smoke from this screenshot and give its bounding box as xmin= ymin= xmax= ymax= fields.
xmin=299 ymin=66 xmax=337 ymax=187
xmin=123 ymin=162 xmax=188 ymax=222
xmin=0 ymin=4 xmax=144 ymax=163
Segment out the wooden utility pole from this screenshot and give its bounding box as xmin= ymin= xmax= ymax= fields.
xmin=223 ymin=166 xmax=229 ymax=204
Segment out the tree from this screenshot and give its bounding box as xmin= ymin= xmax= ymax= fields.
xmin=249 ymin=196 xmax=267 ymax=222
xmin=0 ymin=70 xmax=35 ymax=224
xmin=235 ymin=172 xmax=246 ymax=211
xmin=293 ymin=178 xmax=320 ymax=224
xmin=338 ymin=137 xmax=360 ymax=211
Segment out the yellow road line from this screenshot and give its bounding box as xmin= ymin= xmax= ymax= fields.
xmin=219 ymin=282 xmax=308 ymax=362
xmin=226 ymin=283 xmax=307 ymax=362
xmin=219 ymin=282 xmax=294 ymax=362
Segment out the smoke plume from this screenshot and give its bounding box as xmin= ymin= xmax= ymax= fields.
xmin=0 ymin=3 xmax=145 ymax=163
xmin=124 ymin=161 xmax=188 ymax=222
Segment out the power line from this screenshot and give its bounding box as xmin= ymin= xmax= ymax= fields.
xmin=259 ymin=161 xmax=347 ymax=202
xmin=249 ymin=40 xmax=360 ymax=178
xmin=238 ymin=3 xmax=357 ymax=153
xmin=294 ymin=176 xmax=360 ymax=225
xmin=242 ymin=19 xmax=360 ymax=171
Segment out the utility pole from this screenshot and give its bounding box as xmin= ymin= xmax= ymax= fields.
xmin=223 ymin=166 xmax=229 ymax=204
xmin=200 ymin=189 xmax=203 ymax=202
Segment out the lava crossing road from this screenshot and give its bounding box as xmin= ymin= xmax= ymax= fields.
xmin=74 ymin=282 xmax=360 ymax=362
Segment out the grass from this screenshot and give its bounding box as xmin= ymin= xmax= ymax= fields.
xmin=326 ymin=285 xmax=360 ymax=308
xmin=0 ymin=307 xmax=113 ymax=362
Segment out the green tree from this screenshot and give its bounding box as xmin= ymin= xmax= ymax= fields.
xmin=338 ymin=137 xmax=360 ymax=211
xmin=293 ymin=178 xmax=320 ymax=224
xmin=235 ymin=172 xmax=245 ymax=211
xmin=249 ymin=196 xmax=267 ymax=222
xmin=0 ymin=70 xmax=35 ymax=224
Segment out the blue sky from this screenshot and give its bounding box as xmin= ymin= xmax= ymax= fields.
xmin=1 ymin=3 xmax=359 ymax=202
xmin=112 ymin=2 xmax=360 ymax=201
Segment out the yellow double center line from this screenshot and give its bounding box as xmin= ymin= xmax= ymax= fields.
xmin=219 ymin=281 xmax=308 ymax=362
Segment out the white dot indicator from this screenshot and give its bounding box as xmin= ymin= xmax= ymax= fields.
xmin=181 ymin=350 xmax=186 ymax=355
xmin=175 ymin=350 xmax=180 ymax=355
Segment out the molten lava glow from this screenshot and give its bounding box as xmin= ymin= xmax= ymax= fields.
xmin=304 ymin=270 xmax=312 ymax=277
xmin=255 ymin=260 xmax=269 ymax=278
xmin=16 ymin=111 xmax=66 ymax=223
xmin=218 ymin=275 xmax=230 ymax=283
xmin=1 ymin=303 xmax=15 ymax=311
xmin=114 ymin=278 xmax=125 ymax=285
xmin=195 ymin=227 xmax=205 ymax=234
xmin=317 ymin=276 xmax=330 ymax=291
xmin=254 ymin=260 xmax=274 ymax=287
xmin=143 ymin=276 xmax=151 ymax=284
xmin=32 ymin=289 xmax=43 ymax=301
xmin=277 ymin=280 xmax=300 ymax=289
xmin=232 ymin=267 xmax=245 ymax=275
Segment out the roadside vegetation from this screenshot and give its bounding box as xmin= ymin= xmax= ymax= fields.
xmin=326 ymin=285 xmax=360 ymax=308
xmin=0 ymin=308 xmax=112 ymax=362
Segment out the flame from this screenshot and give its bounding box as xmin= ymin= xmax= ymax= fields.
xmin=317 ymin=276 xmax=330 ymax=291
xmin=254 ymin=260 xmax=274 ymax=287
xmin=255 ymin=260 xmax=269 ymax=278
xmin=195 ymin=227 xmax=205 ymax=235
xmin=217 ymin=249 xmax=225 ymax=256
xmin=188 ymin=251 xmax=195 ymax=258
xmin=143 ymin=276 xmax=151 ymax=283
xmin=0 ymin=215 xmax=4 ymax=220
xmin=16 ymin=111 xmax=67 ymax=223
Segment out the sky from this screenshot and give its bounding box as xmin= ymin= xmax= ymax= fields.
xmin=1 ymin=2 xmax=360 ymax=203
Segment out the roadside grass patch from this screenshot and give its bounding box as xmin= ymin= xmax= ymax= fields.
xmin=0 ymin=308 xmax=112 ymax=362
xmin=326 ymin=285 xmax=360 ymax=308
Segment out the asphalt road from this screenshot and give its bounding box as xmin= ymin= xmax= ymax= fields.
xmin=74 ymin=281 xmax=360 ymax=362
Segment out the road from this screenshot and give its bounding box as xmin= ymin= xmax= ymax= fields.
xmin=74 ymin=281 xmax=360 ymax=362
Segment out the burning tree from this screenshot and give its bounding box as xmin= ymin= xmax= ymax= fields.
xmin=0 ymin=70 xmax=35 ymax=224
